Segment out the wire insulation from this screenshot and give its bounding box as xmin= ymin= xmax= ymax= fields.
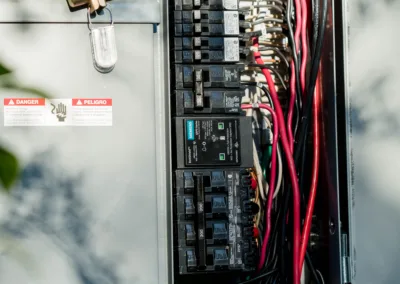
xmin=253 ymin=38 xmax=301 ymax=284
xmin=299 ymin=66 xmax=321 ymax=270
xmin=242 ymin=104 xmax=278 ymax=272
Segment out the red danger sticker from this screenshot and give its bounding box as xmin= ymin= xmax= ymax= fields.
xmin=72 ymin=99 xmax=112 ymax=106
xmin=4 ymin=98 xmax=46 ymax=106
xmin=4 ymin=98 xmax=113 ymax=127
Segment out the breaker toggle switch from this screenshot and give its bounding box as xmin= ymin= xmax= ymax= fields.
xmin=194 ymin=69 xmax=204 ymax=108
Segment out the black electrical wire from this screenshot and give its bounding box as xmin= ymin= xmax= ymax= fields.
xmin=239 ymin=5 xmax=285 ymax=14
xmin=237 ymin=269 xmax=278 ymax=284
xmin=240 ymin=82 xmax=275 ymax=110
xmin=311 ymin=0 xmax=320 ymax=58
xmin=293 ymin=83 xmax=301 ymax=141
xmin=256 ymin=47 xmax=290 ymax=67
xmin=299 ymin=129 xmax=309 ymax=208
xmin=251 ymin=18 xmax=285 ymax=25
xmin=264 ymin=204 xmax=282 ymax=269
xmin=279 ymin=1 xmax=329 ymax=283
xmin=246 ymin=64 xmax=288 ymax=90
xmin=278 ymin=1 xmax=303 ymax=278
xmin=261 ymin=85 xmax=275 ymax=109
xmin=286 ymin=0 xmax=303 ymax=111
xmin=264 ymin=0 xmax=286 ymax=6
xmin=294 ymin=0 xmax=328 ymax=166
xmin=243 ymin=27 xmax=284 ymax=38
xmin=243 ymin=0 xmax=327 ymax=283
xmin=306 ymin=252 xmax=321 ymax=284
xmin=280 ymin=179 xmax=290 ymax=282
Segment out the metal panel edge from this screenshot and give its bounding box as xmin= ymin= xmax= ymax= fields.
xmin=340 ymin=0 xmax=356 ymax=281
xmin=155 ymin=0 xmax=173 ymax=283
xmin=0 ymin=1 xmax=160 ymax=24
xmin=322 ymin=0 xmax=343 ymax=283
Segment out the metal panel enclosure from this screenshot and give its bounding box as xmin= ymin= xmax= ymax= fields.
xmin=0 ymin=2 xmax=170 ymax=283
xmin=0 ymin=0 xmax=160 ymax=23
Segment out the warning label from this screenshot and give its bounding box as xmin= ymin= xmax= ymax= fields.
xmin=3 ymin=98 xmax=112 ymax=127
xmin=4 ymin=98 xmax=46 ymax=126
xmin=71 ymin=98 xmax=112 ymax=126
xmin=72 ymin=99 xmax=112 ymax=106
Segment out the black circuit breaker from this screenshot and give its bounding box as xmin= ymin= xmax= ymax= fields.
xmin=173 ymin=10 xmax=240 ymax=37
xmin=174 ymin=0 xmax=239 ymax=11
xmin=174 ymin=169 xmax=258 ymax=274
xmin=173 ymin=89 xmax=245 ymax=116
xmin=170 ymin=0 xmax=256 ymax=278
xmin=172 ymin=9 xmax=240 ymax=63
xmin=174 ymin=64 xmax=243 ymax=89
xmin=173 ymin=116 xmax=253 ymax=169
xmin=174 ymin=36 xmax=239 ymax=50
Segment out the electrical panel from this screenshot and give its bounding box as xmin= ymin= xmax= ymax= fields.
xmin=169 ymin=0 xmax=257 ymax=279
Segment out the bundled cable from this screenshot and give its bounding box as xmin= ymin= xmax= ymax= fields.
xmin=238 ymin=0 xmax=328 ymax=283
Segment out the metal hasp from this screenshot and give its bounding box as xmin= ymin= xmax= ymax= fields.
xmin=68 ymin=0 xmax=110 ymax=13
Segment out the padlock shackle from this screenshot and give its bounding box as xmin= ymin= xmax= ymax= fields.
xmin=87 ymin=7 xmax=113 ymax=31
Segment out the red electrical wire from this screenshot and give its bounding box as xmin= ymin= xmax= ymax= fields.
xmin=287 ymin=0 xmax=303 ymax=150
xmin=300 ymin=0 xmax=308 ymax=95
xmin=241 ymin=104 xmax=278 ymax=272
xmin=293 ymin=0 xmax=302 ymax=53
xmin=287 ymin=61 xmax=296 ymax=153
xmin=299 ymin=67 xmax=321 ymax=270
xmin=253 ymin=39 xmax=301 ymax=284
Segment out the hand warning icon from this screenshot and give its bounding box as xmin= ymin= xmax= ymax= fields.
xmin=51 ymin=103 xmax=67 ymax=122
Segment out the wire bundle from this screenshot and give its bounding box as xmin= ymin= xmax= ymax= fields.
xmin=238 ymin=0 xmax=328 ymax=283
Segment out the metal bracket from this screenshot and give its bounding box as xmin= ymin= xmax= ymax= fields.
xmin=67 ymin=0 xmax=111 ymax=13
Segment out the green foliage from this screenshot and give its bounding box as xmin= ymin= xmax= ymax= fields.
xmin=0 ymin=60 xmax=49 ymax=192
xmin=0 ymin=147 xmax=19 ymax=192
xmin=0 ymin=63 xmax=11 ymax=76
xmin=0 ymin=80 xmax=50 ymax=98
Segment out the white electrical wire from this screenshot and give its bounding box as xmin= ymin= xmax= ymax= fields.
xmin=316 ymin=270 xmax=326 ymax=284
xmin=241 ymin=0 xmax=286 ymax=202
xmin=273 ymin=143 xmax=283 ymax=199
xmin=261 ymin=115 xmax=282 ymax=199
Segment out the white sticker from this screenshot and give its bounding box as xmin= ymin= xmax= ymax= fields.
xmin=223 ymin=0 xmax=238 ymax=9
xmin=224 ymin=38 xmax=240 ymax=62
xmin=3 ymin=98 xmax=112 ymax=126
xmin=223 ymin=11 xmax=239 ymax=35
xmin=4 ymin=98 xmax=46 ymax=126
xmin=71 ymin=98 xmax=113 ymax=126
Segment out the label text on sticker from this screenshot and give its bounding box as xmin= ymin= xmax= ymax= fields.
xmin=4 ymin=98 xmax=46 ymax=106
xmin=186 ymin=120 xmax=195 ymax=141
xmin=4 ymin=98 xmax=113 ymax=126
xmin=72 ymin=98 xmax=112 ymax=106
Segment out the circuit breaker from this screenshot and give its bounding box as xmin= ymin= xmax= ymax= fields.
xmin=169 ymin=0 xmax=257 ymax=279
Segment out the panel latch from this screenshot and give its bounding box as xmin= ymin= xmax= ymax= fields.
xmin=67 ymin=0 xmax=111 ymax=13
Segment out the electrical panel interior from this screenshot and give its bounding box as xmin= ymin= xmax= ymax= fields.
xmin=169 ymin=0 xmax=333 ymax=283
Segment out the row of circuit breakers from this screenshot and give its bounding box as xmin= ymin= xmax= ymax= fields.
xmin=170 ymin=0 xmax=258 ymax=276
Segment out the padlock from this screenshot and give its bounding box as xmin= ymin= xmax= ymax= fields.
xmin=68 ymin=0 xmax=109 ymax=13
xmin=88 ymin=8 xmax=118 ymax=73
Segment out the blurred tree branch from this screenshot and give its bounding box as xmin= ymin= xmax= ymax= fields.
xmin=0 ymin=61 xmax=49 ymax=192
